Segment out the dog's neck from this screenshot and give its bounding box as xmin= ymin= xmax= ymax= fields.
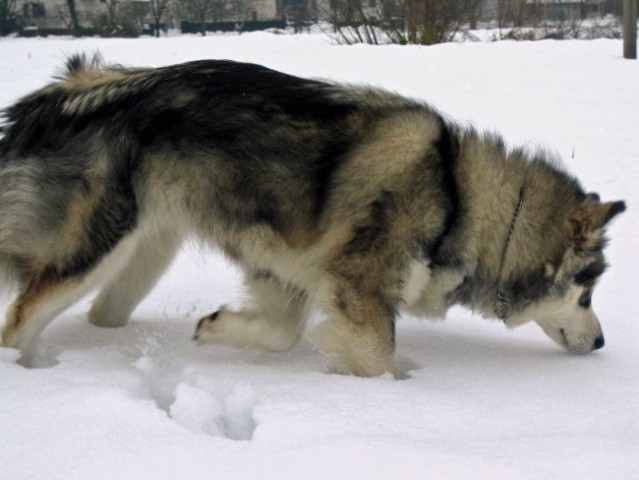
xmin=433 ymin=130 xmax=578 ymax=319
xmin=494 ymin=187 xmax=525 ymax=320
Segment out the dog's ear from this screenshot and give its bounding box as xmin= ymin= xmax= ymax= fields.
xmin=566 ymin=195 xmax=626 ymax=251
xmin=602 ymin=200 xmax=627 ymax=225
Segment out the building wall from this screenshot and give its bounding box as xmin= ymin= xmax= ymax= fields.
xmin=14 ymin=0 xmax=279 ymax=31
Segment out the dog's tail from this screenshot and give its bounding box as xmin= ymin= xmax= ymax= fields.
xmin=55 ymin=52 xmax=104 ymax=80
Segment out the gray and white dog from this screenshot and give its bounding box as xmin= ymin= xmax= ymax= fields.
xmin=0 ymin=57 xmax=625 ymax=375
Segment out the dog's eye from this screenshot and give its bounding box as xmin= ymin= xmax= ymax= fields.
xmin=578 ymin=288 xmax=592 ymax=308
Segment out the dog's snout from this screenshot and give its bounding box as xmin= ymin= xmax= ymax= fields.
xmin=593 ymin=334 xmax=605 ymax=350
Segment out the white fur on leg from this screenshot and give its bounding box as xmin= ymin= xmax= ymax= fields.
xmin=312 ymin=319 xmax=397 ymax=378
xmin=89 ymin=229 xmax=180 ymax=328
xmin=3 ymin=231 xmax=144 ymax=363
xmin=195 ymin=306 xmax=301 ymax=352
xmin=195 ymin=272 xmax=308 ymax=352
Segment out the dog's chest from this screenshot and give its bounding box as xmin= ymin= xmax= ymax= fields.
xmin=400 ymin=260 xmax=465 ymax=319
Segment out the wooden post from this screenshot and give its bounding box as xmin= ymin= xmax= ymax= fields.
xmin=624 ymin=0 xmax=637 ymax=59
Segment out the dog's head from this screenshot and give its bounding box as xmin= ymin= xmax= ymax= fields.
xmin=506 ymin=194 xmax=625 ymax=353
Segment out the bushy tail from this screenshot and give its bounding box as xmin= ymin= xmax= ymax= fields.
xmin=55 ymin=52 xmax=104 ymax=81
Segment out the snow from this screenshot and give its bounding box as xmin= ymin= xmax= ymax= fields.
xmin=1 ymin=33 xmax=638 ymax=479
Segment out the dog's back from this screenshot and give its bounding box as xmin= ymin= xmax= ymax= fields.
xmin=1 ymin=57 xmax=437 ymax=252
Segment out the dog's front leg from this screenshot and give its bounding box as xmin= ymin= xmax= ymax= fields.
xmin=314 ymin=280 xmax=397 ymax=378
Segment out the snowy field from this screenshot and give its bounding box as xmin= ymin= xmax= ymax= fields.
xmin=0 ymin=33 xmax=638 ymax=480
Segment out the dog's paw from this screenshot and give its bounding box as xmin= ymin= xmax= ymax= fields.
xmin=193 ymin=306 xmax=227 ymax=344
xmin=192 ymin=306 xmax=299 ymax=352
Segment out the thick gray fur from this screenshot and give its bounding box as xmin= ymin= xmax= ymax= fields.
xmin=0 ymin=56 xmax=625 ymax=374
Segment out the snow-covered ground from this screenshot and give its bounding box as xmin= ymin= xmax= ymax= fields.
xmin=0 ymin=33 xmax=637 ymax=480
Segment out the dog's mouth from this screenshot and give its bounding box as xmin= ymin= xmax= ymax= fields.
xmin=539 ymin=323 xmax=570 ymax=351
xmin=558 ymin=328 xmax=604 ymax=354
xmin=559 ymin=328 xmax=568 ymax=348
xmin=557 ymin=328 xmax=582 ymax=353
xmin=539 ymin=324 xmax=603 ymax=354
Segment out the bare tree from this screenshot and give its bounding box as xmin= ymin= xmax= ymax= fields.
xmin=65 ymin=0 xmax=81 ymax=35
xmin=0 ymin=0 xmax=17 ymax=35
xmin=495 ymin=0 xmax=508 ymax=35
xmin=179 ymin=0 xmax=227 ymax=34
xmin=404 ymin=0 xmax=476 ymax=45
xmin=327 ymin=0 xmax=380 ymax=44
xmin=94 ymin=0 xmax=142 ymax=37
xmin=103 ymin=0 xmax=119 ymax=32
xmin=150 ymin=0 xmax=172 ymax=36
xmin=328 ymin=0 xmax=476 ymax=45
xmin=509 ymin=0 xmax=528 ymax=27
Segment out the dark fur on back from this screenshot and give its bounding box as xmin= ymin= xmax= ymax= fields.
xmin=1 ymin=56 xmax=452 ymax=277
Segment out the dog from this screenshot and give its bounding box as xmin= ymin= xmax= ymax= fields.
xmin=0 ymin=56 xmax=625 ymax=376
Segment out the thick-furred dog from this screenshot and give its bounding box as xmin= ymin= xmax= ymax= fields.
xmin=0 ymin=56 xmax=625 ymax=375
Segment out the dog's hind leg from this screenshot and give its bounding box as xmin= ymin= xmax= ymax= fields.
xmin=1 ymin=233 xmax=142 ymax=361
xmin=194 ymin=270 xmax=308 ymax=352
xmin=88 ymin=229 xmax=180 ymax=328
xmin=2 ymin=273 xmax=96 ymax=362
xmin=0 ymin=260 xmax=143 ymax=366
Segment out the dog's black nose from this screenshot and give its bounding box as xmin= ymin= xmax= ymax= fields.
xmin=593 ymin=335 xmax=605 ymax=350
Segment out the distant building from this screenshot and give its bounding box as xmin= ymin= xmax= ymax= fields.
xmin=5 ymin=0 xmax=617 ymax=34
xmin=478 ymin=0 xmax=611 ymax=23
xmin=279 ymin=0 xmax=319 ymax=21
xmin=12 ymin=0 xmax=279 ymax=32
xmin=524 ymin=0 xmax=609 ymax=22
